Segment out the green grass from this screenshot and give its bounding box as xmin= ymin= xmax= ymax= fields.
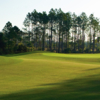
xmin=0 ymin=51 xmax=100 ymax=100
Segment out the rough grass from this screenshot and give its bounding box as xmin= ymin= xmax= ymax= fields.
xmin=0 ymin=51 xmax=100 ymax=100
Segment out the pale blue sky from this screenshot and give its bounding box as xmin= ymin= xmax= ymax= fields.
xmin=0 ymin=0 xmax=100 ymax=31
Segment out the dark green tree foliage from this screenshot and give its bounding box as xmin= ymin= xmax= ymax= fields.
xmin=1 ymin=9 xmax=100 ymax=55
xmin=48 ymin=8 xmax=56 ymax=51
xmin=2 ymin=21 xmax=13 ymax=53
xmin=76 ymin=16 xmax=82 ymax=51
xmin=22 ymin=9 xmax=100 ymax=53
xmin=39 ymin=12 xmax=48 ymax=50
xmin=1 ymin=21 xmax=27 ymax=54
xmin=63 ymin=12 xmax=72 ymax=52
xmin=31 ymin=10 xmax=39 ymax=25
xmin=89 ymin=14 xmax=99 ymax=53
xmin=72 ymin=13 xmax=77 ymax=52
xmin=56 ymin=9 xmax=65 ymax=52
xmin=80 ymin=12 xmax=88 ymax=52
xmin=0 ymin=32 xmax=6 ymax=54
xmin=2 ymin=21 xmax=12 ymax=33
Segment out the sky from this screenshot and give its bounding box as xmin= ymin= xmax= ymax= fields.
xmin=0 ymin=0 xmax=100 ymax=31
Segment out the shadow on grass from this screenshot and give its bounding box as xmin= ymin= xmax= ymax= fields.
xmin=1 ymin=51 xmax=50 ymax=57
xmin=1 ymin=51 xmax=100 ymax=64
xmin=0 ymin=74 xmax=100 ymax=100
xmin=1 ymin=51 xmax=100 ymax=65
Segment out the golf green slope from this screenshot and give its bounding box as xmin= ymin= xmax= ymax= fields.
xmin=0 ymin=51 xmax=100 ymax=100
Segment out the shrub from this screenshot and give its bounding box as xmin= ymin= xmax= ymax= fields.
xmin=84 ymin=49 xmax=90 ymax=53
xmin=79 ymin=48 xmax=82 ymax=53
xmin=64 ymin=48 xmax=72 ymax=53
xmin=13 ymin=45 xmax=18 ymax=53
xmin=96 ymin=48 xmax=100 ymax=53
xmin=0 ymin=49 xmax=3 ymax=55
xmin=26 ymin=42 xmax=33 ymax=47
xmin=17 ymin=44 xmax=27 ymax=53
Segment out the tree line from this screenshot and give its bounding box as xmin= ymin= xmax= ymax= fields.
xmin=0 ymin=8 xmax=100 ymax=54
xmin=0 ymin=22 xmax=28 ymax=54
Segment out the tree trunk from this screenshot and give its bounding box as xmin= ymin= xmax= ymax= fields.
xmin=49 ymin=36 xmax=51 ymax=51
xmin=66 ymin=31 xmax=67 ymax=50
xmin=78 ymin=27 xmax=80 ymax=52
xmin=90 ymin=26 xmax=91 ymax=53
xmin=42 ymin=25 xmax=45 ymax=51
xmin=58 ymin=28 xmax=60 ymax=53
xmin=29 ymin=32 xmax=31 ymax=42
xmin=68 ymin=31 xmax=69 ymax=49
xmin=50 ymin=22 xmax=53 ymax=51
xmin=93 ymin=28 xmax=95 ymax=53
xmin=82 ymin=29 xmax=84 ymax=53
xmin=74 ymin=26 xmax=77 ymax=52
xmin=36 ymin=33 xmax=37 ymax=49
xmin=61 ymin=33 xmax=63 ymax=52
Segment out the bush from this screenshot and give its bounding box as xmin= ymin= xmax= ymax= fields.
xmin=27 ymin=47 xmax=34 ymax=52
xmin=71 ymin=49 xmax=76 ymax=53
xmin=0 ymin=48 xmax=3 ymax=55
xmin=38 ymin=47 xmax=42 ymax=50
xmin=26 ymin=42 xmax=33 ymax=47
xmin=96 ymin=48 xmax=100 ymax=53
xmin=84 ymin=49 xmax=90 ymax=53
xmin=13 ymin=45 xmax=18 ymax=53
xmin=79 ymin=48 xmax=82 ymax=53
xmin=63 ymin=48 xmax=72 ymax=53
xmin=17 ymin=44 xmax=27 ymax=53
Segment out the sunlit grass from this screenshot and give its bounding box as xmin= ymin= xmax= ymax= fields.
xmin=0 ymin=51 xmax=100 ymax=100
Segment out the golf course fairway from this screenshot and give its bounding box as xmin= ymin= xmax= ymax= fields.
xmin=0 ymin=51 xmax=100 ymax=100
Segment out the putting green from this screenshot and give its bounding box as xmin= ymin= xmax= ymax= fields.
xmin=0 ymin=51 xmax=100 ymax=100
